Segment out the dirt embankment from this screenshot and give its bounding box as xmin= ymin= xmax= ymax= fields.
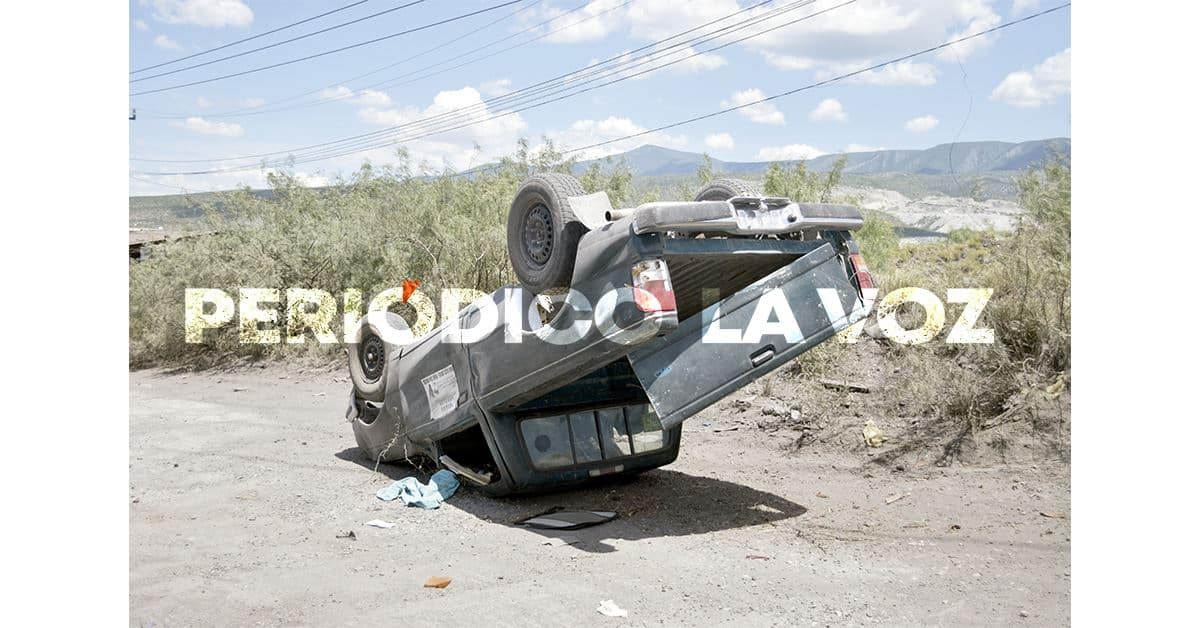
xmin=841 ymin=185 xmax=1026 ymax=234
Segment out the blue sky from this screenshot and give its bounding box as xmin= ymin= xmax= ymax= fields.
xmin=128 ymin=0 xmax=1071 ymax=194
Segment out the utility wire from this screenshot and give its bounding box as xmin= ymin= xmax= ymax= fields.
xmin=565 ymin=3 xmax=1072 ymax=156
xmin=131 ymin=1 xmax=427 ymax=83
xmin=233 ymin=0 xmax=826 ymax=167
xmin=130 ymin=0 xmax=527 ymax=96
xmin=131 ymin=0 xmax=372 ymax=74
xmin=136 ymin=0 xmax=817 ymax=171
xmin=139 ymin=0 xmax=584 ymax=120
xmin=132 ymin=0 xmax=785 ymax=163
xmin=134 ymin=2 xmax=1069 ymax=178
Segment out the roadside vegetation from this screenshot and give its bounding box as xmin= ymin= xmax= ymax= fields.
xmin=784 ymin=157 xmax=1071 ymax=460
xmin=130 ymin=141 xmax=632 ymax=367
xmin=129 ymin=143 xmax=1070 ymax=442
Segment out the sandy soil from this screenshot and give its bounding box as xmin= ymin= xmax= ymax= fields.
xmin=130 ymin=365 xmax=1069 ymax=627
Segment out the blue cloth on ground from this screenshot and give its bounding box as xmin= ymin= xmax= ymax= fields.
xmin=376 ymin=470 xmax=460 ymax=509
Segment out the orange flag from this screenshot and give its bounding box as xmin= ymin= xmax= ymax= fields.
xmin=401 ymin=279 xmax=421 ymax=304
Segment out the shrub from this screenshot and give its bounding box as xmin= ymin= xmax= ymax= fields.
xmin=128 ymin=141 xmax=632 ymax=367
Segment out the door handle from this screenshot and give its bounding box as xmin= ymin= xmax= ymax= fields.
xmin=750 ymin=345 xmax=775 ymax=367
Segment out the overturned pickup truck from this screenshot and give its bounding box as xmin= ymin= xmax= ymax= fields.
xmin=346 ymin=174 xmax=873 ymax=495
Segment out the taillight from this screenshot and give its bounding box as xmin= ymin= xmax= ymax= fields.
xmin=631 ymin=258 xmax=676 ymax=312
xmin=848 ymin=252 xmax=874 ymax=290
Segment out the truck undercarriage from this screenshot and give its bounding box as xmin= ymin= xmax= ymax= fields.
xmin=347 ymin=176 xmax=872 ymax=495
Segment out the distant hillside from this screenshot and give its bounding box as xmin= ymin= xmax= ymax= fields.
xmin=130 ymin=138 xmax=1069 ymax=228
xmin=574 ymin=138 xmax=1070 ymax=177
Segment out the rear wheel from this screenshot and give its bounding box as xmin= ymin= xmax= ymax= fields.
xmin=507 ymin=173 xmax=588 ymax=294
xmin=347 ymin=312 xmax=407 ymax=402
xmin=694 ymin=178 xmax=762 ymax=202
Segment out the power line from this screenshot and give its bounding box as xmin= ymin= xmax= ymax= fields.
xmin=129 ymin=0 xmax=528 ymax=97
xmin=134 ymin=2 xmax=1069 ymax=180
xmin=236 ymin=0 xmax=827 ymax=167
xmin=129 ymin=174 xmax=196 ymax=194
xmin=138 ymin=0 xmax=575 ymax=120
xmin=565 ymin=3 xmax=1072 ymax=156
xmin=131 ymin=0 xmax=372 ymax=75
xmin=135 ymin=0 xmax=819 ymax=172
xmin=132 ymin=0 xmax=787 ymax=163
xmin=131 ymin=1 xmax=427 ymax=83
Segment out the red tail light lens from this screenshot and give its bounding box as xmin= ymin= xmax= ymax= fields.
xmin=849 ymin=252 xmax=874 ymax=290
xmin=632 ymin=259 xmax=676 ymax=312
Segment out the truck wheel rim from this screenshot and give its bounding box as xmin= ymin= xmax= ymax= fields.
xmin=360 ymin=334 xmax=386 ymax=382
xmin=522 ymin=202 xmax=553 ymax=267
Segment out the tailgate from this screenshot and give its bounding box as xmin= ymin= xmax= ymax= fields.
xmin=627 ymin=242 xmax=866 ymax=429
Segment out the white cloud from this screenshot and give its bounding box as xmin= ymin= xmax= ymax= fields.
xmin=134 ymin=19 xmax=149 ymax=31
xmin=905 ymin=114 xmax=939 ymax=133
xmin=354 ymin=89 xmax=392 ymax=107
xmin=543 ymin=0 xmax=626 ymax=43
xmin=546 ymin=116 xmax=687 ymax=159
xmin=357 ymin=86 xmax=528 ymax=169
xmin=318 ymin=86 xmax=354 ymax=100
xmin=845 ymin=143 xmax=885 ymax=153
xmin=756 ymin=144 xmax=826 ymax=161
xmin=534 ymin=0 xmax=741 ymax=48
xmin=1012 ymin=0 xmax=1042 ymax=13
xmin=723 ymin=88 xmax=785 ymax=125
xmin=843 ymin=61 xmax=938 ymax=86
xmin=626 ymin=0 xmax=742 ymax=41
xmin=171 ymin=116 xmax=244 ymax=137
xmin=704 ymin=132 xmax=735 ymax=150
xmin=479 ymin=79 xmax=512 ymax=97
xmin=319 ymin=85 xmax=392 ymax=107
xmin=933 ymin=1 xmax=1002 ymax=62
xmin=148 ymin=0 xmax=253 ymax=28
xmin=241 ymin=96 xmax=266 ymax=108
xmin=761 ymin=52 xmax=815 ymax=71
xmin=153 ymin=34 xmax=182 ymax=50
xmin=809 ymin=98 xmax=847 ymax=122
xmin=990 ymin=48 xmax=1070 ymax=108
xmin=745 ymin=1 xmax=1001 ymax=75
xmin=671 ymin=48 xmax=728 ymax=73
xmin=585 ymin=45 xmax=726 ymax=82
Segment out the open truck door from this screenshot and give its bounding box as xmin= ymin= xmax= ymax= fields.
xmin=624 ymin=238 xmax=868 ymax=429
xmin=624 ymin=233 xmax=872 ymax=430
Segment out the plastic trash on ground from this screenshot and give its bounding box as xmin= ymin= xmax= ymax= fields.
xmin=376 ymin=469 xmax=460 ymax=509
xmin=518 ymin=510 xmax=617 ymax=530
xmin=597 ymin=600 xmax=628 ymax=617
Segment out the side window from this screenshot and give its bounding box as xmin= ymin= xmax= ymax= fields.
xmin=626 ymin=404 xmax=666 ymax=453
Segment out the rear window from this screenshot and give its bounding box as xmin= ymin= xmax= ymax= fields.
xmin=521 ymin=404 xmax=667 ymax=470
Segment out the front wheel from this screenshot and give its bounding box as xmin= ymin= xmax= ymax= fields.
xmin=347 ymin=312 xmax=407 ymax=402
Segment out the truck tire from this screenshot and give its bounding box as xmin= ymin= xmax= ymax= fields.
xmin=507 ymin=173 xmax=588 ymax=294
xmin=694 ymin=178 xmax=762 ymax=201
xmin=347 ymin=312 xmax=407 ymax=402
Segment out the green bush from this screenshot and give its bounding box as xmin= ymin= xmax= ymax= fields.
xmin=128 ymin=141 xmax=632 ymax=367
xmin=873 ymin=158 xmax=1071 ymax=419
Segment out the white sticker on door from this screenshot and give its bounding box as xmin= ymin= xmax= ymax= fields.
xmin=421 ymin=365 xmax=459 ymax=420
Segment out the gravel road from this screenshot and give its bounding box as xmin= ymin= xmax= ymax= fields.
xmin=130 ymin=365 xmax=1070 ymax=626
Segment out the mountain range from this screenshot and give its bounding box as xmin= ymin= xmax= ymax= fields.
xmin=574 ymin=138 xmax=1070 ymax=178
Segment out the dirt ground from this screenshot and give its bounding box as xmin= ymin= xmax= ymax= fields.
xmin=129 ymin=364 xmax=1070 ymax=627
